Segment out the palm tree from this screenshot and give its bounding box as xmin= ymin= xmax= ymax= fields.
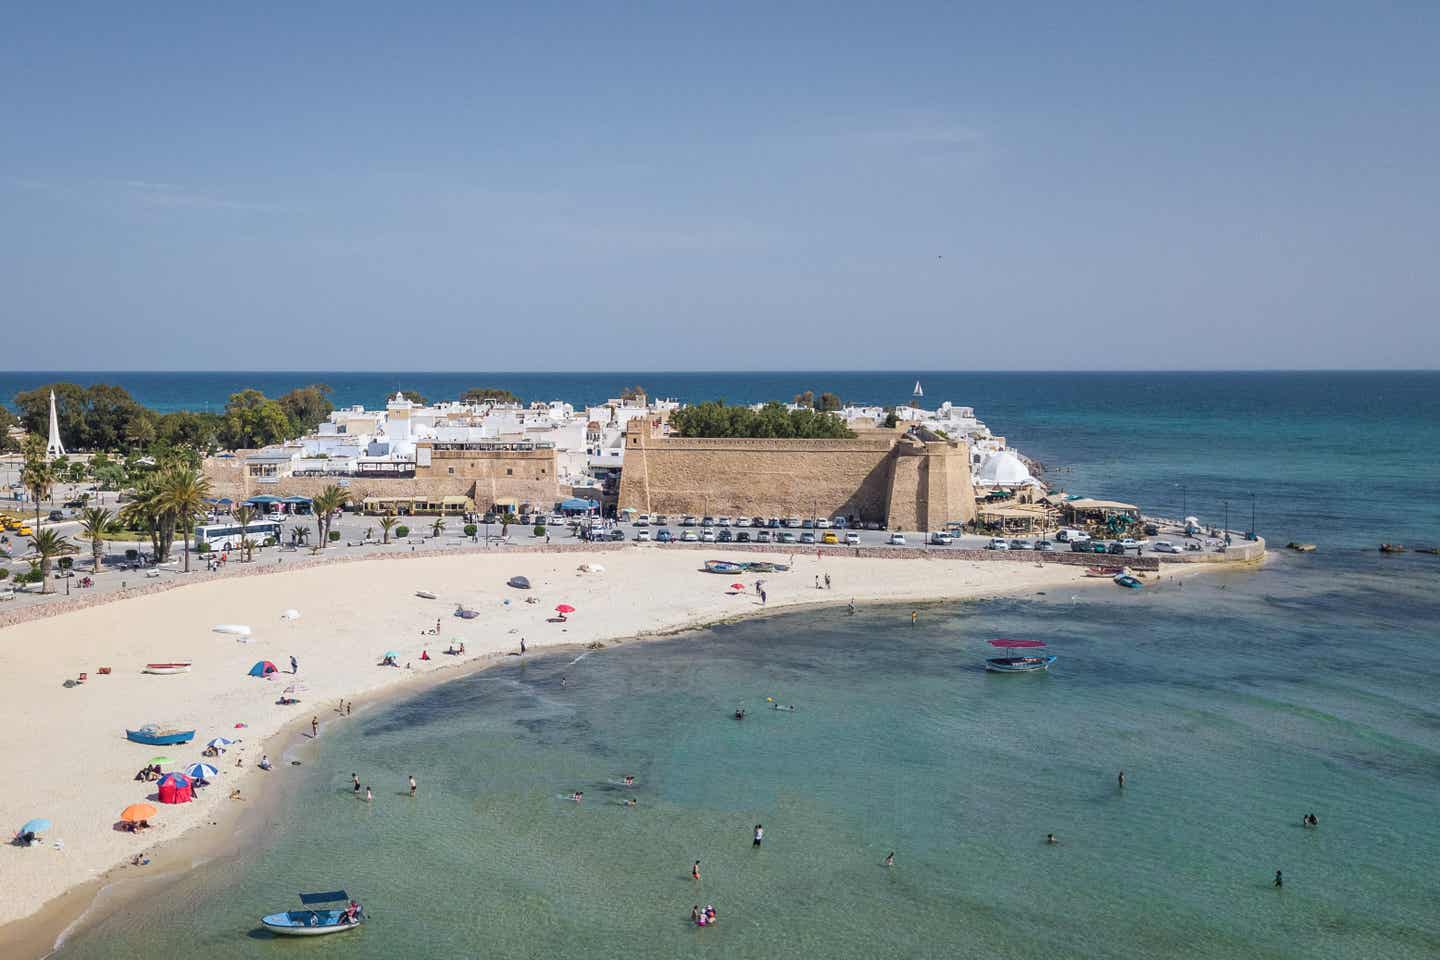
xmin=19 ymin=437 xmax=55 ymax=532
xmin=311 ymin=485 xmax=347 ymax=549
xmin=233 ymin=505 xmax=256 ymax=562
xmin=161 ymin=469 xmax=211 ymax=573
xmin=118 ymin=473 xmax=177 ymax=564
xmin=78 ymin=507 xmax=114 ymax=573
xmin=430 ymin=517 xmax=446 ymax=538
xmin=379 ymin=514 xmax=399 ymax=544
xmin=502 ymin=511 xmax=517 ymax=537
xmin=29 ymin=528 xmax=76 ymax=595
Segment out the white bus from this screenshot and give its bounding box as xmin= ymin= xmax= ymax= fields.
xmin=195 ymin=519 xmax=284 ymax=551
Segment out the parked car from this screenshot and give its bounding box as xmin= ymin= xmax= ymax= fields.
xmin=633 ymin=515 xmax=650 ymax=527
xmin=755 ymin=530 xmax=773 ymax=543
xmin=928 ymin=531 xmax=953 ymax=545
xmin=735 ymin=517 xmax=751 ymax=527
xmin=656 ymin=529 xmax=674 ymax=543
xmin=48 ymin=510 xmax=65 ymax=521
xmin=606 ymin=528 xmax=624 ymax=541
xmin=718 ymin=529 xmax=734 ymax=542
xmin=766 ymin=518 xmax=781 ymax=528
xmin=866 ymin=521 xmax=882 ymax=531
xmin=681 ymin=516 xmax=697 ymax=526
xmin=778 ymin=531 xmax=798 ymax=544
xmin=832 ymin=516 xmax=848 ymax=529
xmin=1152 ymin=540 xmax=1179 ymax=554
xmin=1108 ymin=541 xmax=1128 ymax=555
xmin=717 ymin=517 xmax=731 ymax=526
xmin=700 ymin=516 xmax=715 ymax=527
xmin=1118 ymin=538 xmax=1142 ymax=551
xmin=634 ymin=529 xmax=651 ymax=541
xmin=844 ymin=532 xmax=861 ymax=545
xmin=800 ymin=531 xmax=817 ymax=544
xmin=814 ymin=518 xmax=831 ymax=529
xmin=822 ymin=532 xmax=838 ymax=544
xmin=701 ymin=530 xmax=717 ymax=542
xmin=1034 ymin=540 xmax=1056 ymax=552
xmin=736 ymin=531 xmax=751 ymax=543
xmin=680 ymin=530 xmax=698 ymax=542
xmin=1009 ymin=539 xmax=1032 ymax=550
xmin=653 ymin=515 xmax=669 ymax=526
xmin=888 ymin=532 xmax=907 ymax=545
xmin=985 ymin=537 xmax=1010 ymax=550
xmin=1057 ymin=528 xmax=1090 ymax=543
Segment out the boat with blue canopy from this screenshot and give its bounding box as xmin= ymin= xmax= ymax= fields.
xmin=984 ymin=639 xmax=1056 ymax=673
xmin=261 ymin=890 xmax=366 ymax=936
xmin=1113 ymin=573 xmax=1143 ymax=589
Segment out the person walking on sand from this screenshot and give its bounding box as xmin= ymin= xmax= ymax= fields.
xmin=346 ymin=701 xmax=352 ymax=716
xmin=311 ymin=716 xmax=319 ymax=738
xmin=409 ymin=775 xmax=417 ymax=798
xmin=815 ymin=575 xmax=821 ymax=590
xmin=824 ymin=573 xmax=831 ymax=590
xmin=290 ymin=655 xmax=298 ymax=674
xmin=692 ymin=860 xmax=701 ymax=881
xmin=520 ymin=637 xmax=527 ymax=656
xmin=365 ymin=785 xmax=373 ymax=802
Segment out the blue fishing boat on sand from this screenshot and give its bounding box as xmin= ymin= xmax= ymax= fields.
xmin=703 ymin=560 xmax=746 ymax=574
xmin=261 ymin=890 xmax=365 ymax=936
xmin=125 ymin=724 xmax=196 ymax=746
xmin=1113 ymin=574 xmax=1143 ymax=589
xmin=984 ymin=639 xmax=1056 ymax=673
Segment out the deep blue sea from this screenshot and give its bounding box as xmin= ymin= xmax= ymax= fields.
xmin=28 ymin=369 xmax=1440 ymax=959
xmin=4 ymin=371 xmax=1437 ymax=549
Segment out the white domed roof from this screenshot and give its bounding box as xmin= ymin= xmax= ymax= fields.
xmin=977 ymin=451 xmax=1032 ymax=485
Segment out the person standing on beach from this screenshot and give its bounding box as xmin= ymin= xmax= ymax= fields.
xmin=311 ymin=716 xmax=319 ymax=738
xmin=365 ymin=785 xmax=373 ymax=802
xmin=1118 ymin=770 xmax=1126 ymax=788
xmin=692 ymin=860 xmax=701 ymax=881
xmin=346 ymin=701 xmax=352 ymax=716
xmin=1274 ymin=870 xmax=1283 ymax=888
xmin=409 ymin=775 xmax=417 ymax=798
xmin=911 ymin=610 xmax=918 ymax=626
xmin=848 ymin=598 xmax=856 ymax=615
xmin=520 ymin=637 xmax=527 ymax=656
xmin=753 ymin=824 xmax=764 ymax=848
xmin=353 ymin=773 xmax=361 ymax=794
xmin=824 ymin=573 xmax=831 ymax=590
xmin=290 ymin=655 xmax=298 ymax=674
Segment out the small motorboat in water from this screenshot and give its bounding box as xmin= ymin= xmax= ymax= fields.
xmin=126 ymin=724 xmax=196 ymax=746
xmin=261 ymin=890 xmax=365 ymax=937
xmin=985 ymin=639 xmax=1055 ymax=673
xmin=1379 ymin=544 xmax=1407 ymax=554
xmin=143 ymin=662 xmax=192 ymax=675
xmin=1113 ymin=574 xmax=1143 ymax=589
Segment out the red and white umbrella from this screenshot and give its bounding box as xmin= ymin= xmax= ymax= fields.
xmin=555 ymin=604 xmax=575 ymax=614
xmin=729 ymin=583 xmax=746 ymax=591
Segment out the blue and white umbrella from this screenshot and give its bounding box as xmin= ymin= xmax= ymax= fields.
xmin=184 ymin=763 xmax=219 ymax=780
xmin=20 ymin=818 xmax=52 ymax=835
xmin=205 ymin=737 xmax=233 ymax=750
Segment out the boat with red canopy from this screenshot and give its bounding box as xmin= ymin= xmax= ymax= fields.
xmin=985 ymin=639 xmax=1056 ymax=673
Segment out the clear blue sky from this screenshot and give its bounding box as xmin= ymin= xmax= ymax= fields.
xmin=3 ymin=3 xmax=1437 ymax=370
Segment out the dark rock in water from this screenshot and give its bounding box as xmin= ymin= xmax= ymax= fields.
xmin=1286 ymin=542 xmax=1317 ymax=552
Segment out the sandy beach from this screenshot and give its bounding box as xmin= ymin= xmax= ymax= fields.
xmin=0 ymin=546 xmax=1113 ymax=947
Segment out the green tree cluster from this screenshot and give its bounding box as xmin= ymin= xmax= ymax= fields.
xmin=668 ymin=401 xmax=855 ymax=439
xmin=461 ymin=387 xmax=521 ymax=404
xmin=792 ymin=390 xmax=843 ymax=412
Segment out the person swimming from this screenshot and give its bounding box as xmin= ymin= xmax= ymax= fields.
xmin=1274 ymin=870 xmax=1283 ymax=888
xmin=734 ymin=707 xmax=746 ymax=720
xmin=571 ymin=791 xmax=583 ymax=802
xmin=625 ymin=797 xmax=637 ymax=807
xmin=884 ymin=852 xmax=895 ymax=867
xmin=623 ymin=775 xmax=635 ymax=786
xmin=1046 ymin=833 xmax=1059 ymax=844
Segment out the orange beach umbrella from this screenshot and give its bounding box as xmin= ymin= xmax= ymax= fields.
xmin=120 ymin=803 xmax=157 ymax=823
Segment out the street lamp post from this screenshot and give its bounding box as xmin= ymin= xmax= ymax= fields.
xmin=1223 ymin=500 xmax=1231 ymax=545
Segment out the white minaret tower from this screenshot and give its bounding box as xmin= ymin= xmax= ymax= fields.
xmin=45 ymin=390 xmax=66 ymax=459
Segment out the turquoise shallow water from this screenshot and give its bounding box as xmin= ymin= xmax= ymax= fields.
xmin=56 ymin=554 xmax=1440 ymax=959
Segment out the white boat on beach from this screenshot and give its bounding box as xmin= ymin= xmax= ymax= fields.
xmin=212 ymin=624 xmax=252 ymax=637
xmin=143 ymin=662 xmax=193 ymax=675
xmin=415 ymin=590 xmax=438 ymax=600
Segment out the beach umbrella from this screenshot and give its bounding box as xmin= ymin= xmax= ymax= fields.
xmin=383 ymin=650 xmax=398 ymax=659
xmin=205 ymin=737 xmax=233 ymax=750
xmin=555 ymin=604 xmax=575 ymax=614
xmin=281 ymin=609 xmax=300 ymax=621
xmin=20 ymin=818 xmax=51 ymax=835
xmin=730 ymin=583 xmax=746 ymax=591
xmin=157 ymin=772 xmax=193 ymax=804
xmin=148 ymin=755 xmax=173 ymax=766
xmin=120 ymin=803 xmax=157 ymax=823
xmin=184 ymin=762 xmax=219 ymax=780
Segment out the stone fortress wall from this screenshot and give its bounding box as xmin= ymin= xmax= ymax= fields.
xmin=617 ymin=419 xmax=977 ymax=531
